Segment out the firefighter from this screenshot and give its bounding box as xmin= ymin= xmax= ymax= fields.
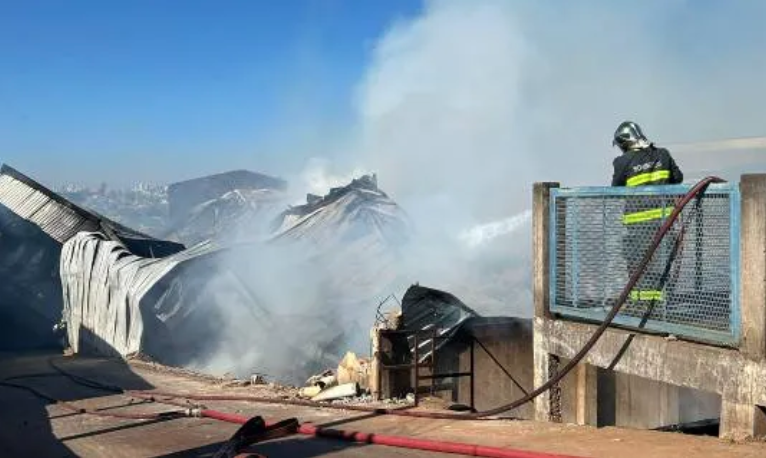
xmin=611 ymin=121 xmax=683 ymax=187
xmin=611 ymin=121 xmax=684 ymax=305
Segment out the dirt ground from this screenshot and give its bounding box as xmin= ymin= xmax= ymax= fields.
xmin=1 ymin=350 xmax=765 ymax=458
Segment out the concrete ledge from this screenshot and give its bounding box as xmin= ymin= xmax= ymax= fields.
xmin=536 ymin=317 xmax=766 ymax=438
xmin=536 ymin=318 xmax=766 ymax=404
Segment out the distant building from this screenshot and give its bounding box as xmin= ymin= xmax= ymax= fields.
xmin=167 ymin=170 xmax=288 ymax=226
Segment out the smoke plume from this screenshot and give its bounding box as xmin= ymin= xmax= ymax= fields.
xmin=292 ymin=0 xmax=766 ymax=315
xmin=168 ymin=0 xmax=766 ymax=380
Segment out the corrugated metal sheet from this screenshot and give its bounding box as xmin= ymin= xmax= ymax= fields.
xmin=34 ymin=201 xmax=97 ymax=243
xmin=15 ymin=190 xmax=48 ymax=219
xmin=401 ymin=285 xmax=479 ymax=364
xmin=0 ymin=165 xmax=184 ymax=254
xmin=0 ymin=173 xmax=91 ymax=243
xmin=60 ymin=232 xmax=279 ymax=368
xmin=0 ymin=175 xmax=37 ymax=215
xmin=0 ymin=164 xmax=186 ymax=353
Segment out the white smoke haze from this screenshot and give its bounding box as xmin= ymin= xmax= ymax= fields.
xmin=187 ymin=0 xmax=766 ymax=380
xmin=315 ymin=0 xmax=766 ymax=311
xmin=180 ymin=241 xmax=360 ymax=384
xmin=347 ymin=0 xmax=766 ymax=205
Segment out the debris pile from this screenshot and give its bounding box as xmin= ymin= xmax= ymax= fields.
xmin=337 ymin=351 xmax=371 ymax=390
xmin=297 ymin=351 xmax=373 ymax=402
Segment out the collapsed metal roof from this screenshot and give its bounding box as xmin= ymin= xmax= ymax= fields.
xmin=0 ymin=164 xmax=185 ymax=350
xmin=0 ymin=164 xmax=185 ymax=256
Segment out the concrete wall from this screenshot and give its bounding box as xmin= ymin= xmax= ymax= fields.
xmin=531 ymin=179 xmax=766 ymax=439
xmin=610 ymin=373 xmax=720 ymax=429
xmin=408 ymin=317 xmax=728 ymax=428
xmin=535 ymin=317 xmax=764 ymax=437
xmin=427 ymin=316 xmax=721 ymax=428
xmin=550 ymin=357 xmax=721 ymax=429
xmin=453 ymin=320 xmax=535 ymax=419
xmin=406 ymin=319 xmax=535 ymax=419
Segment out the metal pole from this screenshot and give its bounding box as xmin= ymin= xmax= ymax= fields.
xmin=470 ymin=337 xmax=475 ymax=411
xmin=695 ymin=198 xmax=703 ymax=292
xmin=376 ymin=331 xmax=383 ymax=401
xmin=412 ymin=332 xmax=419 ymax=408
xmin=431 ymin=328 xmax=437 ymax=396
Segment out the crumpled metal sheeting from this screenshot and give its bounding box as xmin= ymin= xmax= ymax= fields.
xmin=59 ymin=230 xmax=387 ymax=384
xmin=60 ymin=232 xmax=182 ymax=356
xmin=60 ymin=233 xmax=219 ymax=357
xmin=59 ymin=231 xmax=281 ymax=375
xmin=0 ymin=164 xmax=185 ymax=256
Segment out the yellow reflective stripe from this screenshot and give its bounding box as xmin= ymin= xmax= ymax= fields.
xmin=626 ymin=170 xmax=671 ymax=187
xmin=630 ymin=290 xmax=663 ymax=301
xmin=622 ymin=206 xmax=674 ymax=225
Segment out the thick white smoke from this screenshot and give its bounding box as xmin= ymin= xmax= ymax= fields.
xmin=303 ymin=0 xmax=766 ymax=317
xmin=342 ymin=0 xmax=766 ymax=205
xmin=352 ymin=0 xmax=531 ymax=222
xmin=177 ymin=0 xmax=766 ymax=379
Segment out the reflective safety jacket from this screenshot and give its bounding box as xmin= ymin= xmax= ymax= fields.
xmin=612 ymin=145 xmax=684 ymax=303
xmin=611 ymin=145 xmax=683 ymax=188
xmin=611 ymin=145 xmax=684 ymax=225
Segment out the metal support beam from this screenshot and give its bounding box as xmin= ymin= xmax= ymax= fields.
xmin=740 ymin=174 xmax=766 ymax=360
xmin=533 ymin=182 xmax=560 ymax=319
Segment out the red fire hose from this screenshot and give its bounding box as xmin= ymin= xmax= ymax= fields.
xmin=200 ymin=408 xmax=586 ymax=458
xmin=0 ymin=380 xmax=583 ymax=458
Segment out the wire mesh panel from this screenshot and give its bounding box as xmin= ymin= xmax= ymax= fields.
xmin=549 ymin=183 xmax=740 ymax=346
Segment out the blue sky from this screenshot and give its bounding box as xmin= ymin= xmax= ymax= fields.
xmin=2 ymin=0 xmax=765 ymax=193
xmin=0 ymin=0 xmax=422 ymax=187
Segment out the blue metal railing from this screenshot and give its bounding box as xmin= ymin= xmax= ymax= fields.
xmin=549 ymin=183 xmax=740 ymax=346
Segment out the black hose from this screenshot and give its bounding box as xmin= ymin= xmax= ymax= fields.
xmin=0 ymin=380 xmax=184 ymax=420
xmin=48 ymin=357 xmax=124 ymax=394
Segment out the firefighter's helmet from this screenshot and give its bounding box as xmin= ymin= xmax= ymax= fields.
xmin=613 ymin=121 xmax=650 ymax=152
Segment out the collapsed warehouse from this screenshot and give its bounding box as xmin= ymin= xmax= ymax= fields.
xmin=0 ymin=164 xmax=412 ymax=385
xmin=0 ymin=162 xmax=535 ymax=410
